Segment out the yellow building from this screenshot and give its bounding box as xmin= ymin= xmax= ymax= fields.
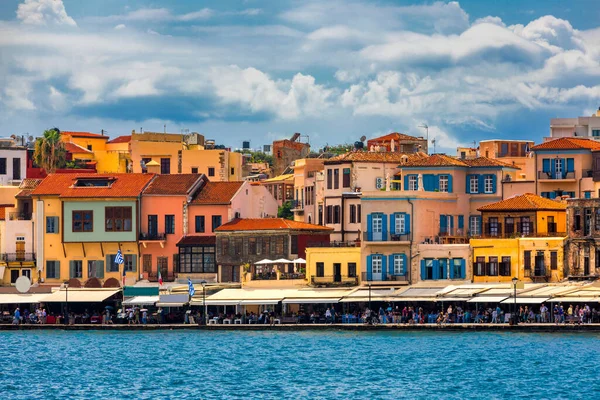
xmin=470 ymin=193 xmax=567 ymax=283
xmin=305 ymin=246 xmax=361 ymax=286
xmin=60 ymin=131 xmax=130 ymax=173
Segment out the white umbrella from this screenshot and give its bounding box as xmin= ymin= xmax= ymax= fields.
xmin=255 ymin=259 xmax=274 ymax=265
xmin=273 ymin=258 xmax=292 ymax=263
xmin=293 ymin=258 xmax=306 ymax=264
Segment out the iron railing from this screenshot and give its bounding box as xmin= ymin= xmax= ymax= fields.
xmin=537 ymin=171 xmax=576 ymax=180
xmin=148 ymin=272 xmax=175 ymax=282
xmin=2 ymin=253 xmax=36 ymax=262
xmin=362 ymin=232 xmax=410 ymax=242
xmin=361 ymin=272 xmax=408 ymax=282
xmin=139 ymin=232 xmax=166 ymax=240
xmin=8 ymin=212 xmax=32 ymax=221
xmin=311 ymin=275 xmax=358 ymax=286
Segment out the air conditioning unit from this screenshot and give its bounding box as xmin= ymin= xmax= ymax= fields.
xmin=375 ymin=177 xmax=384 ymax=189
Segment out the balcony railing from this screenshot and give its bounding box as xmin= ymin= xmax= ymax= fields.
xmin=537 ymin=171 xmax=576 ymax=180
xmin=306 ymin=241 xmax=359 ymax=248
xmin=148 ymin=272 xmax=175 ymax=282
xmin=139 ymin=232 xmax=166 ymax=241
xmin=280 ymin=273 xmax=306 ymax=280
xmin=582 ymin=169 xmax=593 ymax=178
xmin=2 ymin=253 xmax=36 ymax=262
xmin=290 ymin=200 xmax=304 ymax=211
xmin=8 ymin=212 xmax=32 ymax=221
xmin=252 ymin=273 xmax=278 ymax=280
xmin=361 ymin=272 xmax=408 ymax=282
xmin=311 ymin=275 xmax=358 ymax=286
xmin=363 ymin=232 xmax=410 ymax=242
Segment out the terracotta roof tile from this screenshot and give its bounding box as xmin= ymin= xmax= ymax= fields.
xmin=64 ymin=142 xmax=93 ymax=154
xmin=215 ymin=218 xmax=333 ymax=232
xmin=403 ymin=153 xmax=468 ymax=167
xmin=531 ymin=137 xmax=600 ymax=151
xmin=325 ymin=151 xmax=427 ymax=164
xmin=177 ymin=235 xmax=216 ymax=246
xmin=367 ymin=132 xmax=423 ymax=143
xmin=191 ymin=182 xmax=244 ymax=205
xmin=16 ymin=179 xmax=43 ymax=198
xmin=477 ymin=193 xmax=566 ymax=212
xmin=31 ymin=173 xmax=155 ymax=198
xmin=107 ymin=135 xmax=131 ymax=144
xmin=61 ymin=131 xmax=108 ymax=139
xmin=463 ymin=157 xmax=520 ymax=169
xmin=143 ymin=174 xmax=204 ymax=195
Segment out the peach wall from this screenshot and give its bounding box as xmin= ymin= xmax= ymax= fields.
xmin=187 ymin=204 xmax=229 ymax=234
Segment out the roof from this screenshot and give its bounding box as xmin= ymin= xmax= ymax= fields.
xmin=477 ymin=193 xmax=567 ymax=212
xmin=263 ymin=173 xmax=294 ymax=183
xmin=531 ymin=137 xmax=600 ymax=151
xmin=143 ymin=174 xmax=204 ymax=195
xmin=61 ymin=131 xmax=108 ymax=139
xmin=31 ymin=173 xmax=155 ymax=198
xmin=177 ymin=235 xmax=217 ymax=246
xmin=402 ymin=155 xmax=519 ymax=169
xmin=215 ymin=218 xmax=333 ymax=232
xmin=463 ymin=157 xmax=519 ymax=169
xmin=191 ymin=182 xmax=244 ymax=205
xmin=64 ymin=142 xmax=93 ymax=154
xmin=16 ymin=178 xmax=42 ymax=198
xmin=368 ymin=132 xmax=424 ymax=143
xmin=325 ymin=151 xmax=427 ymax=165
xmin=107 ymin=135 xmax=131 ymax=144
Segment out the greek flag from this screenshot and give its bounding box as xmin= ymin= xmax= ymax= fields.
xmin=114 ymin=250 xmax=124 ymax=265
xmin=188 ymin=278 xmax=196 ymax=297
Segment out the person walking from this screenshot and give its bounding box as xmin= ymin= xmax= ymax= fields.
xmin=142 ymin=309 xmax=148 ymax=325
xmin=12 ymin=308 xmax=20 ymax=325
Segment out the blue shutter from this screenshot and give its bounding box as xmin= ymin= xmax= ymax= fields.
xmin=491 ymin=174 xmax=497 ymax=194
xmin=401 ymin=254 xmax=408 ymax=275
xmin=478 ymin=175 xmax=485 ymax=194
xmin=542 ymin=159 xmax=550 ymax=173
xmin=388 ymin=255 xmax=395 ymax=275
xmin=449 ymin=259 xmax=455 ymax=279
xmin=381 ymin=214 xmax=388 ymax=240
xmin=390 ymin=213 xmax=396 ymax=235
xmin=442 ymin=259 xmax=448 ymax=280
xmin=477 ymin=216 xmax=482 ymax=235
xmin=69 ymin=261 xmax=75 ymax=279
xmin=551 ymin=160 xmax=556 ymax=179
xmin=440 ymin=215 xmax=447 ymax=234
xmin=447 ymin=175 xmax=453 ymax=193
xmin=366 ymin=255 xmax=373 ymax=281
xmin=367 ymin=214 xmax=373 ymax=241
xmin=466 ymin=175 xmax=473 ymax=194
xmin=567 ymin=158 xmax=574 ymax=173
xmin=420 ymin=260 xmax=426 ymax=281
xmin=458 ymin=215 xmax=464 ymax=230
xmin=432 ymin=259 xmax=440 ymax=280
xmin=560 ymin=159 xmax=565 ymax=178
xmin=450 ymin=216 xmax=454 ymax=229
xmin=585 ymin=191 xmax=591 ymax=199
xmin=404 ymin=175 xmax=409 ymax=191
xmin=460 ymin=259 xmax=466 ymax=279
xmin=381 ymin=255 xmax=387 ymax=281
xmin=433 ymin=175 xmax=439 ymax=191
xmin=405 ymin=213 xmax=410 ymax=234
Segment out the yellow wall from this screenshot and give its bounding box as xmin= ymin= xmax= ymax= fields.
xmin=65 ymin=136 xmax=108 ymax=152
xmin=536 ymin=210 xmax=567 ymax=234
xmin=181 ymin=149 xmax=243 ymax=181
xmin=305 ymin=247 xmax=361 ymax=285
xmin=130 ymin=139 xmax=183 ymax=174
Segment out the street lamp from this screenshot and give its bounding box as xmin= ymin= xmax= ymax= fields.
xmin=63 ymin=280 xmax=69 ymax=325
xmin=201 ymin=280 xmax=207 ymax=325
xmin=512 ymin=277 xmax=518 ymax=326
xmin=368 ymin=283 xmax=372 ymax=322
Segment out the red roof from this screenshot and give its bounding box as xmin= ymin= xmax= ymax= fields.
xmin=191 ymin=182 xmax=244 ymax=205
xmin=32 ymin=173 xmax=155 ymax=198
xmin=403 ymin=155 xmax=519 ymax=169
xmin=16 ymin=179 xmax=43 ymax=198
xmin=215 ymin=218 xmax=333 ymax=232
xmin=143 ymin=174 xmax=205 ymax=195
xmin=177 ymin=235 xmax=216 ymax=246
xmin=477 ymin=193 xmax=566 ymax=212
xmin=64 ymin=142 xmax=92 ymax=154
xmin=107 ymin=135 xmax=131 ymax=144
xmin=368 ymin=132 xmax=423 ymax=143
xmin=61 ymin=131 xmax=108 ymax=139
xmin=531 ymin=138 xmax=600 ymax=151
xmin=325 ymin=151 xmax=427 ymax=165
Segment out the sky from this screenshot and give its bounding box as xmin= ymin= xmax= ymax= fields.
xmin=1 ymin=0 xmax=600 ymax=153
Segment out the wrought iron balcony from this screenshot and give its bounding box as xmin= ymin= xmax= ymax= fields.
xmin=361 ymin=272 xmax=408 ymax=282
xmin=139 ymin=232 xmax=166 ymax=241
xmin=362 ymin=232 xmax=410 ymax=242
xmin=8 ymin=212 xmax=32 ymax=221
xmin=2 ymin=253 xmax=36 ymax=262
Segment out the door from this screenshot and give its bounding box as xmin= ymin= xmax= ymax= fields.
xmin=584 ymin=257 xmax=590 ymax=276
xmin=12 ymin=158 xmax=21 ymax=180
xmin=148 ymin=215 xmax=158 ymax=238
xmin=22 ymin=269 xmax=31 ymax=280
xmin=157 ymin=257 xmax=168 ymax=281
xmin=333 ymin=263 xmax=341 ymax=282
xmin=16 ymin=241 xmax=25 ymax=261
xmin=534 ymin=253 xmax=545 ymax=276
xmin=10 ymin=270 xmax=19 ymax=284
xmin=372 ymin=214 xmax=383 ymax=241
xmin=372 ymin=255 xmax=383 ymax=281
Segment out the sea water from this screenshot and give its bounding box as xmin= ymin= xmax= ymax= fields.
xmin=1 ymin=330 xmax=599 ymax=399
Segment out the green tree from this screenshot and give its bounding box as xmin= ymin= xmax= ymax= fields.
xmin=277 ymin=201 xmax=294 ymax=220
xmin=236 ymin=150 xmax=274 ymax=167
xmin=33 ymin=128 xmax=66 ymax=174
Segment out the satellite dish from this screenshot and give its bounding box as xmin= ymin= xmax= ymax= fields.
xmin=15 ymin=276 xmax=31 ymax=293
xmin=360 ymin=135 xmax=366 ymax=142
xmin=28 ymin=136 xmax=34 ymax=142
xmin=10 ymin=134 xmax=16 ymax=140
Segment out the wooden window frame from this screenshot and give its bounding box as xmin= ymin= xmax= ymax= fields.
xmin=73 ymin=210 xmax=93 ymax=232
xmin=105 ymin=207 xmax=132 ymax=232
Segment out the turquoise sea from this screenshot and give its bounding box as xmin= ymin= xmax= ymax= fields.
xmin=1 ymin=330 xmax=599 ymax=399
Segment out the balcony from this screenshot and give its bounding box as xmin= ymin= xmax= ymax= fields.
xmin=306 ymin=240 xmax=359 ymax=248
xmin=290 ymin=200 xmax=304 ymax=212
xmin=2 ymin=253 xmax=36 ymax=262
xmin=8 ymin=212 xmax=32 ymax=221
xmin=148 ymin=272 xmax=175 ymax=282
xmin=311 ymin=275 xmax=358 ymax=287
xmin=361 ymin=272 xmax=408 ymax=282
xmin=537 ymin=171 xmax=576 ymax=181
xmin=138 ymin=232 xmax=167 ymax=248
xmin=363 ymin=232 xmax=410 ymax=243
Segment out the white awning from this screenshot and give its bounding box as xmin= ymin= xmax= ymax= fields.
xmin=122 ymin=296 xmax=159 ymax=306
xmin=500 ymin=297 xmax=549 ymax=304
xmin=156 ymin=302 xmax=186 ymax=307
xmin=254 ymin=259 xmax=273 ymax=265
xmin=436 ymin=297 xmax=472 ymax=302
xmin=239 ymin=299 xmax=280 ymax=305
xmin=282 ymin=298 xmax=341 ymax=304
xmin=467 ymin=296 xmax=508 ymax=303
xmin=339 ymin=296 xmax=396 ymax=303
xmin=156 ymin=294 xmax=188 ymax=307
xmin=0 ymin=293 xmax=50 ymax=304
xmin=550 ymin=296 xmax=600 ymax=303
xmin=41 ymin=289 xmax=121 ymax=303
xmin=190 ymin=299 xmax=241 ymax=306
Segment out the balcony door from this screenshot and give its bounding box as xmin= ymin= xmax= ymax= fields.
xmin=372 ymin=214 xmax=383 ymax=241
xmin=534 ymin=252 xmax=545 ymax=276
xmin=16 ymin=240 xmax=25 ymax=261
xmin=148 ymin=215 xmax=158 ymax=238
xmin=333 ymin=263 xmax=342 ymax=282
xmin=372 ymin=255 xmax=382 ymax=281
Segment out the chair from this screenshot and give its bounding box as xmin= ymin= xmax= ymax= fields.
xmin=234 ymin=319 xmax=242 ymax=324
xmin=274 ymin=319 xmax=281 ymax=324
xmin=223 ymin=319 xmax=232 ymax=324
xmin=208 ymin=318 xmax=218 ymax=325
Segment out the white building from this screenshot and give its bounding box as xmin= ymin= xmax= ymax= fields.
xmin=550 ymin=108 xmax=600 ymax=140
xmin=0 ymin=138 xmax=27 ymax=186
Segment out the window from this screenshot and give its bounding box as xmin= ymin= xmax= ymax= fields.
xmin=484 ymin=174 xmax=494 ymax=193
xmin=395 ymin=213 xmax=406 ymax=234
xmin=195 ymin=216 xmax=205 ymax=233
xmin=208 ymin=167 xmax=215 ymax=177
xmin=333 ymin=205 xmax=340 ymax=224
xmin=424 ymin=259 xmax=434 ymax=280
xmin=348 ymin=262 xmax=357 ymax=278
xmin=326 ymin=169 xmax=333 ymax=189
xmin=107 ymin=255 xmax=120 ymax=272
xmin=469 ymin=175 xmax=479 ymax=193
xmin=409 ymin=175 xmax=418 ymax=191
xmin=350 ymin=204 xmax=356 ymax=223
xmin=593 ymin=129 xmax=600 ymax=137
xmin=70 ymin=260 xmax=83 ymax=278
xmin=438 ymin=258 xmax=448 ymax=279
xmin=105 ymin=207 xmax=132 ymax=232
xmin=488 ymin=217 xmax=499 ymax=237
xmin=500 ymin=256 xmax=511 ymax=276
xmin=393 ymin=255 xmax=405 ymax=275
xmin=231 ymin=167 xmax=235 ymax=175
xmin=452 ymin=259 xmax=462 ymax=279
xmin=551 ymin=251 xmax=558 ymax=270
xmin=333 ymin=169 xmax=340 ymax=189
xmin=165 ymin=215 xmax=175 ymax=234
xmin=191 ymin=167 xmax=198 ymax=174
xmin=520 ymin=217 xmax=531 ymax=235
xmin=160 ymin=158 xmax=170 ymax=174
xmin=46 ymin=261 xmax=60 ymax=279
xmin=291 ymin=235 xmax=298 ymax=255
xmin=326 ymin=205 xmax=333 ymax=224
xmin=585 ymin=209 xmax=593 ymax=236
xmin=12 ymin=158 xmax=20 ymax=180
xmin=357 ymin=205 xmax=361 ymax=223
xmin=46 ymin=216 xmax=59 ymax=233
xmin=274 ymin=236 xmax=284 ymax=254
xmin=505 ymin=217 xmax=514 ymax=235
xmin=72 ymin=210 xmax=93 ymax=232
xmin=316 ymin=262 xmax=324 ymax=277
xmin=143 ymin=254 xmax=152 ymax=273
xmin=487 ymin=256 xmax=498 ymax=276
xmin=372 ymin=255 xmax=382 ymax=274
xmin=547 ymin=216 xmax=556 ymax=233
xmin=248 ymin=237 xmax=257 ymax=255
xmin=178 ymin=245 xmax=216 ymax=273
xmin=0 ymin=158 xmax=5 ymax=174
xmin=211 ymin=215 xmax=222 ymax=232
xmin=439 ymin=175 xmax=449 ymax=192
xmin=124 ymin=255 xmax=135 ymax=272
xmin=574 ymin=210 xmax=581 ymax=231
xmin=474 ymin=256 xmax=485 ymax=276
xmin=343 ymin=168 xmax=351 ymax=188
xmin=524 ymin=250 xmax=532 ymax=271
xmin=372 ymin=214 xmax=382 ymax=234
xmin=88 ymin=260 xmax=104 ymax=279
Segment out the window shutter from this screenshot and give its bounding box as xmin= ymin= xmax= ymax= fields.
xmin=442 ymin=259 xmax=448 ymax=280
xmin=566 ymin=158 xmax=574 ymax=173
xmin=106 ymin=255 xmax=112 ymax=272
xmin=466 ymin=175 xmax=472 ymax=194
xmin=381 ymin=214 xmax=388 ymax=240
xmin=131 ymin=255 xmax=137 ymax=272
xmin=69 ymin=261 xmax=75 ymax=279
xmin=448 ymin=259 xmax=454 ymax=279
xmin=381 ymin=255 xmax=387 ymax=281
xmin=491 ymin=174 xmax=497 ymax=193
xmin=478 ymin=175 xmax=485 ymax=194
xmin=477 ymin=216 xmax=482 ymax=235
xmin=432 ymin=259 xmax=440 ymax=280
xmin=560 ymin=159 xmax=565 ymax=178
xmin=96 ymin=261 xmax=104 ymax=279
xmin=460 ymin=259 xmax=466 ymax=279
xmin=458 ymin=215 xmax=464 ymax=230
xmin=366 ymin=255 xmax=373 ymax=281
xmin=440 ymin=214 xmax=447 ymax=234
xmin=551 ymin=160 xmax=556 ymax=179
xmin=367 ymin=214 xmax=373 ymax=241
xmin=388 ymin=255 xmax=395 ymax=275
xmin=420 ymin=260 xmax=426 ymax=281
xmin=433 ymin=175 xmax=439 ymax=191
xmin=404 ymin=175 xmax=410 ymax=191
xmin=542 ymin=159 xmax=550 ymax=173
xmin=401 ymin=254 xmax=408 ymax=276
xmin=390 ymin=213 xmax=396 ymax=235
xmin=449 ymin=216 xmax=454 ymax=229
xmin=405 ymin=213 xmax=410 ymax=234
xmin=447 ymin=175 xmax=453 ymax=193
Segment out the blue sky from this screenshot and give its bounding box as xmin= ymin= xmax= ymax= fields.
xmin=1 ymin=0 xmax=599 ymax=152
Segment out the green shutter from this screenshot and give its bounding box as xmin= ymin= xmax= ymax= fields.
xmin=131 ymin=255 xmax=138 ymax=272
xmin=96 ymin=261 xmax=104 ymax=279
xmin=69 ymin=261 xmax=75 ymax=279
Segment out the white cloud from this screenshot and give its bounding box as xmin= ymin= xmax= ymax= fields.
xmin=178 ymin=8 xmax=213 ymax=21
xmin=114 ymin=24 xmax=126 ymax=30
xmin=16 ymin=0 xmax=76 ymax=26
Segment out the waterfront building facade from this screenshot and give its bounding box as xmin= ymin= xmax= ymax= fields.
xmin=291 ymin=158 xmax=324 ymax=225
xmin=305 ymin=246 xmax=361 ymax=286
xmin=564 ymin=197 xmax=600 ymax=278
xmin=550 ymin=108 xmax=600 ymax=140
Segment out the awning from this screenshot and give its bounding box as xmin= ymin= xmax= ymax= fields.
xmin=0 ymin=293 xmax=50 ymax=304
xmin=156 ymin=294 xmax=188 ymax=307
xmin=156 ymin=303 xmax=186 ymax=307
xmin=122 ymin=296 xmax=159 ymax=306
xmin=436 ymin=297 xmax=472 ymax=302
xmin=282 ymin=298 xmax=341 ymax=304
xmin=339 ymin=296 xmax=396 ymax=303
xmin=386 ymin=297 xmax=438 ymax=302
xmin=550 ymin=297 xmax=600 ymax=303
xmin=500 ymin=297 xmax=549 ymax=304
xmin=239 ymin=299 xmax=280 ymax=305
xmin=467 ymin=296 xmax=508 ymax=303
xmin=41 ymin=289 xmax=121 ymax=303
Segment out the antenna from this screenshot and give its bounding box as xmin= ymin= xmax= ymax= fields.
xmin=431 ymin=138 xmax=436 ymax=154
xmin=418 ymin=123 xmax=429 ymax=141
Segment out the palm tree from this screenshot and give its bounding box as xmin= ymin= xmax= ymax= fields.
xmin=33 ymin=128 xmax=66 ymax=174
